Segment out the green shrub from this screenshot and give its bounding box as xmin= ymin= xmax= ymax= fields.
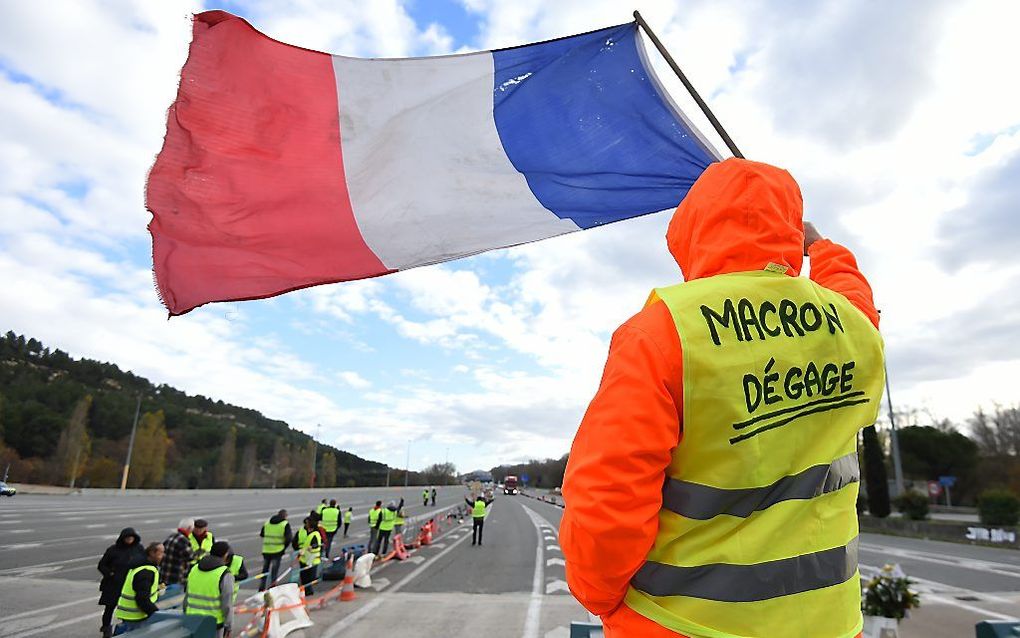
xmin=978 ymin=489 xmax=1020 ymax=526
xmin=893 ymin=490 xmax=929 ymax=520
xmin=862 ymin=564 xmax=921 ymax=619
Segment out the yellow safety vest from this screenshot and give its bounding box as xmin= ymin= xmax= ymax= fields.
xmin=472 ymin=501 xmax=486 ymax=518
xmin=369 ymin=508 xmax=381 ymax=526
xmin=344 ymin=510 xmax=352 ymax=524
xmin=624 ymin=270 xmax=884 ymax=638
xmin=299 ymin=529 xmax=322 ymax=566
xmin=316 ymin=503 xmax=326 ymax=515
xmin=189 ymin=532 xmax=213 ymax=565
xmin=115 ymin=564 xmax=159 ymax=622
xmin=228 ymin=555 xmax=244 ymax=602
xmin=395 ymin=508 xmax=405 ymax=526
xmin=185 ymin=564 xmax=228 ymax=624
xmin=379 ymin=508 xmax=396 ymax=531
xmin=262 ymin=519 xmax=287 ymax=554
xmin=321 ymin=506 xmax=340 ymax=533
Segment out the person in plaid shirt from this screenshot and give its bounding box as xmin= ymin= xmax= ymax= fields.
xmin=160 ymin=518 xmax=194 ymax=595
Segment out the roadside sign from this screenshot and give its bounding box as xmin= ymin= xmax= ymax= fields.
xmin=927 ymin=481 xmax=943 ymax=498
xmin=938 ymin=475 xmax=957 ymax=488
xmin=521 ymin=472 xmax=530 ymax=485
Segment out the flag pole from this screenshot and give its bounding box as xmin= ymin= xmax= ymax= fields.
xmin=633 ymin=10 xmax=744 ymax=159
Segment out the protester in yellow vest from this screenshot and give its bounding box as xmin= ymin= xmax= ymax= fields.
xmin=320 ymin=500 xmax=341 ymax=558
xmin=258 ymin=509 xmax=292 ymax=592
xmin=343 ymin=507 xmax=353 ymax=538
xmin=224 ymin=546 xmax=248 ymax=604
xmin=464 ymin=494 xmax=493 ymax=546
xmin=372 ymin=501 xmax=398 ymax=556
xmin=188 ymin=519 xmax=214 ymax=566
xmin=295 ymin=517 xmax=322 ymax=595
xmin=561 ymin=159 xmax=884 ymax=638
xmin=184 ymin=541 xmax=235 ymax=636
xmin=114 ymin=542 xmax=164 ymax=633
xmin=368 ymin=501 xmax=382 ymax=556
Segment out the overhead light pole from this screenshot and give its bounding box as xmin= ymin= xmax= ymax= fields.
xmin=884 ymin=361 xmax=905 ymax=496
xmin=404 ymin=440 xmax=410 ymax=488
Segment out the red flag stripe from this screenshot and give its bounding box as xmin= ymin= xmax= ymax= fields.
xmin=147 ymin=11 xmax=389 ymax=315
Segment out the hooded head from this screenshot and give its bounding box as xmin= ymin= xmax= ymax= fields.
xmin=666 ymin=158 xmax=804 ymax=282
xmin=116 ymin=527 xmax=141 ymax=547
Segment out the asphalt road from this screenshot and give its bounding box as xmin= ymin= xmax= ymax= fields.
xmin=3 ymin=490 xmax=1018 ymax=638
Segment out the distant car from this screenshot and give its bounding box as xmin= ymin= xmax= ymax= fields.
xmin=0 ymin=482 xmax=16 ymax=497
xmin=503 ymin=475 xmax=520 ymax=495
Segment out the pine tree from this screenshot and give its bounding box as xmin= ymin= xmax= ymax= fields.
xmin=862 ymin=425 xmax=891 ymax=518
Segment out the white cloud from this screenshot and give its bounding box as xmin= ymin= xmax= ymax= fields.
xmin=2 ymin=0 xmax=1019 ymax=473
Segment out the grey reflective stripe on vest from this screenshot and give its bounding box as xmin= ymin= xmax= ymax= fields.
xmin=185 ymin=592 xmax=220 ymax=610
xmin=662 ymin=452 xmax=859 ymax=520
xmin=632 ymin=537 xmax=859 ymax=602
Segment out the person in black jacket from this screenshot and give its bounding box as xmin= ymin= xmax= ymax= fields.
xmin=97 ymin=528 xmax=145 ymax=638
xmin=114 ymin=542 xmax=165 ymax=634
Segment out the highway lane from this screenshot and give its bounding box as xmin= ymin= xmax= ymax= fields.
xmin=0 ymin=487 xmax=461 ymax=576
xmin=0 ymin=486 xmax=465 ymax=637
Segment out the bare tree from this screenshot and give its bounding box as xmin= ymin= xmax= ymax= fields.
xmin=320 ymin=452 xmax=337 ymax=488
xmin=131 ymin=411 xmax=170 ymax=488
xmin=54 ymin=395 xmax=92 ymax=487
xmin=239 ymin=442 xmax=257 ymax=488
xmin=215 ymin=427 xmax=237 ymax=488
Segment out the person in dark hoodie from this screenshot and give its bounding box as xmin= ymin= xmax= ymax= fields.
xmin=258 ymin=509 xmax=292 ymax=591
xmin=184 ymin=540 xmax=234 ymax=637
xmin=97 ymin=527 xmax=145 ymax=638
xmin=113 ymin=542 xmax=165 ymax=634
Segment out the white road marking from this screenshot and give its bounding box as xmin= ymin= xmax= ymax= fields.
xmin=370 ymin=577 xmax=391 ymax=591
xmin=861 ymin=563 xmax=1019 ymax=621
xmin=545 ymin=579 xmax=569 ymax=594
xmin=4 ymin=529 xmax=31 ymax=534
xmin=321 ymin=521 xmax=473 ymax=638
xmin=862 ymin=542 xmax=1020 ymax=580
xmin=6 ymin=610 xmax=102 ymax=637
xmin=430 ymin=542 xmax=446 ymax=549
xmin=546 ymin=544 xmax=561 ymax=552
xmin=544 ymin=628 xmax=570 ymax=638
xmin=2 ymin=543 xmax=41 ymax=550
xmin=406 ymin=556 xmax=425 ymax=565
xmin=2 ymin=595 xmax=97 ymax=621
xmin=546 ymin=558 xmax=565 ymax=567
xmin=520 ymin=502 xmax=548 ymax=638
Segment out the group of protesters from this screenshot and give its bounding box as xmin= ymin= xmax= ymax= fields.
xmin=95 ymin=489 xmax=447 ymax=637
xmin=97 ymin=517 xmax=244 ymax=637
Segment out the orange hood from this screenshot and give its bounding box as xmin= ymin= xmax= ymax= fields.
xmin=666 ymin=158 xmax=805 ymax=281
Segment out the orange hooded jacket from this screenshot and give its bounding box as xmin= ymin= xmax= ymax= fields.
xmin=559 ymin=158 xmax=879 ymax=638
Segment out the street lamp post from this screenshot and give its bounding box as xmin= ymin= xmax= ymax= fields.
xmin=120 ymin=393 xmax=142 ymax=492
xmin=884 ymin=361 xmax=905 ymax=496
xmin=404 ymin=440 xmax=410 ymax=488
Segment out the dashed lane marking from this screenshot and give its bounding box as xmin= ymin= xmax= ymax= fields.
xmin=546 ymin=558 xmax=565 ymax=567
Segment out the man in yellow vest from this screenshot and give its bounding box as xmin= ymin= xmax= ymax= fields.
xmin=422 ymin=488 xmax=429 ymax=507
xmin=258 ymin=509 xmax=292 ymax=591
xmin=188 ymin=519 xmax=214 ymax=567
xmin=315 ymin=498 xmax=327 ymax=517
xmin=367 ymin=501 xmax=382 ymax=553
xmin=343 ymin=507 xmax=353 ymax=538
xmin=320 ymin=499 xmax=341 ymax=558
xmin=113 ymin=542 xmax=164 ymax=633
xmin=560 ymin=159 xmax=883 ymax=638
xmin=223 ymin=544 xmax=248 ymax=604
xmin=293 ymin=517 xmax=321 ymax=595
xmin=184 ymin=540 xmax=234 ymax=637
xmin=372 ymin=501 xmax=397 ymax=555
xmin=464 ymin=494 xmax=493 ymax=546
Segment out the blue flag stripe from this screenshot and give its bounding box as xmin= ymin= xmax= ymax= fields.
xmin=491 ymin=23 xmax=720 ymax=229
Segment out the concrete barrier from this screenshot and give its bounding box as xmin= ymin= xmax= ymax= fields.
xmin=861 ymin=515 xmax=1019 ymax=550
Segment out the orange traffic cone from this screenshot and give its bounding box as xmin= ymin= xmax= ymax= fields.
xmin=340 ymin=553 xmax=356 ymax=602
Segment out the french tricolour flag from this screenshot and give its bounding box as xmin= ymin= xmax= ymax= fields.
xmin=148 ymin=11 xmax=721 ymax=315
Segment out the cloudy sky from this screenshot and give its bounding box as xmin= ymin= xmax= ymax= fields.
xmin=1 ymin=0 xmax=1018 ymax=473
